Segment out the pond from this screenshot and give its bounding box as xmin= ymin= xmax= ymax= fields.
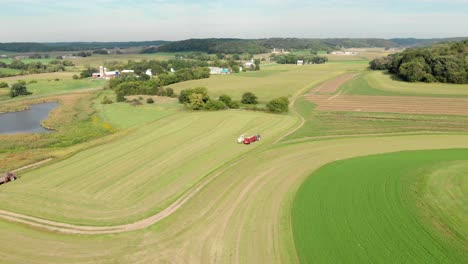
xmin=0 ymin=102 xmax=59 ymax=134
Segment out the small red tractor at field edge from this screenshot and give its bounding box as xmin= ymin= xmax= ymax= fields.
xmin=237 ymin=134 xmax=261 ymax=145
xmin=0 ymin=172 xmax=18 ymax=186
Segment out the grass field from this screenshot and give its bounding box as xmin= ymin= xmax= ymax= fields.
xmin=0 ymin=110 xmax=296 ymax=225
xmin=292 ymin=149 xmax=468 ymax=263
xmin=168 ymin=63 xmax=366 ymax=102
xmin=0 ymin=68 xmax=22 ymax=75
xmin=2 ymin=53 xmax=468 ymax=263
xmin=0 ymin=58 xmax=55 ymax=64
xmin=0 ymin=73 xmax=105 ymax=101
xmin=340 ymin=71 xmax=468 ymax=97
xmin=1 ymin=135 xmax=468 ymax=263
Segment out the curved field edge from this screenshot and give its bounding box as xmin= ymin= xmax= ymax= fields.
xmin=340 ymin=71 xmax=468 ymax=97
xmin=2 ymin=135 xmax=468 ymax=263
xmin=292 ymin=149 xmax=468 ymax=264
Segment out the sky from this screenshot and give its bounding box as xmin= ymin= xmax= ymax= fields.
xmin=1 ymin=0 xmax=468 ymax=42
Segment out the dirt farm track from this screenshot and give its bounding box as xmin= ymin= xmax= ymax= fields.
xmin=306 ymin=94 xmax=468 ymax=116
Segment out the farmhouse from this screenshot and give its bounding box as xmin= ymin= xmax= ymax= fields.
xmin=331 ymin=51 xmax=359 ymax=56
xmin=244 ymin=59 xmax=255 ymax=69
xmin=209 ymin=67 xmax=230 ymax=75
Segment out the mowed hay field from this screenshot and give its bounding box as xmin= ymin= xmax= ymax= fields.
xmin=340 ymin=71 xmax=468 ymax=97
xmin=2 ymin=56 xmax=468 ymax=263
xmin=1 ymin=135 xmax=468 ymax=263
xmin=293 ymin=149 xmax=468 ymax=264
xmin=0 ymin=110 xmax=296 ymax=225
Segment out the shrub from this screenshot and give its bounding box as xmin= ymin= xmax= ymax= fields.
xmin=147 ymin=98 xmax=154 ymax=104
xmin=101 ymin=96 xmax=114 ymax=104
xmin=0 ymin=82 xmax=8 ymax=88
xmin=218 ymin=94 xmax=232 ymax=105
xmin=72 ymin=74 xmax=80 ymax=80
xmin=10 ymin=82 xmax=32 ymax=97
xmin=266 ymin=97 xmax=289 ymax=113
xmin=228 ymin=101 xmax=240 ymax=109
xmin=116 ymin=93 xmax=126 ymax=102
xmin=138 ymin=96 xmax=144 ymax=100
xmin=28 ymin=80 xmax=37 ymax=84
xmin=179 ymin=87 xmax=209 ymax=104
xmin=241 ymin=92 xmax=258 ymax=104
xmin=54 ymin=78 xmax=60 ymax=81
xmin=204 ymin=100 xmax=227 ymax=111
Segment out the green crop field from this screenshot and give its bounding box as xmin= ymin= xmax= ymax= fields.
xmin=292 ymin=149 xmax=468 ymax=264
xmin=1 ymin=51 xmax=468 ymax=264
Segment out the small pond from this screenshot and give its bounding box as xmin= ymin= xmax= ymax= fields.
xmin=0 ymin=102 xmax=59 ymax=134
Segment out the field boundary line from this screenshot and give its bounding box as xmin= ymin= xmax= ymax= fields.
xmin=11 ymin=158 xmax=53 ymax=173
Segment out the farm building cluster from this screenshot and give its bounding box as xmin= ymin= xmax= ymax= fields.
xmin=92 ymin=66 xmax=152 ymax=79
xmin=330 ymin=51 xmax=359 ymax=56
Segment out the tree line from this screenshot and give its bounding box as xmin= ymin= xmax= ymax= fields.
xmin=271 ymin=54 xmax=328 ymax=64
xmin=0 ymin=59 xmax=74 ymax=77
xmin=369 ymin=40 xmax=467 ymax=84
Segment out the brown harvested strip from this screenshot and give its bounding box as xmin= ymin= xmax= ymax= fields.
xmin=312 ymin=73 xmax=359 ymax=94
xmin=305 ymin=95 xmax=468 ymax=116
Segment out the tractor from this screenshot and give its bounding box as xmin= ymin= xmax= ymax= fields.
xmin=0 ymin=172 xmax=18 ymax=186
xmin=237 ymin=134 xmax=261 ymax=145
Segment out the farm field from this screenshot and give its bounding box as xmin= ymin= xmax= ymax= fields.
xmin=168 ymin=63 xmax=366 ymax=102
xmin=0 ymin=74 xmax=105 ymax=101
xmin=292 ymin=149 xmax=468 ymax=264
xmin=305 ymin=94 xmax=468 ymax=115
xmin=1 ymin=135 xmax=468 ymax=263
xmin=1 ymin=55 xmax=468 ymax=263
xmin=0 ymin=110 xmax=296 ymax=225
xmin=0 ymin=67 xmax=21 ymax=75
xmin=340 ymin=71 xmax=468 ymax=97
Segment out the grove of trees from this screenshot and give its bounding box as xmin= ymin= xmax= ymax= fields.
xmin=369 ymin=40 xmax=467 ymax=84
xmin=272 ymin=54 xmax=328 ymax=64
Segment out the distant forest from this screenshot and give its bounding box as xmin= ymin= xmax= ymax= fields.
xmin=0 ymin=41 xmax=170 ymax=53
xmin=370 ymin=40 xmax=468 ymax=84
xmin=1 ymin=38 xmax=466 ymax=54
xmin=147 ymin=38 xmax=468 ymax=54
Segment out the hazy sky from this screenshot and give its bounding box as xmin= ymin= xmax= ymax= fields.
xmin=1 ymin=0 xmax=468 ymax=42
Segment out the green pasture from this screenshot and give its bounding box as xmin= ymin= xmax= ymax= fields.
xmin=0 ymin=58 xmax=54 ymax=64
xmin=0 ymin=68 xmax=21 ymax=75
xmin=292 ymin=149 xmax=468 ymax=263
xmin=340 ymin=71 xmax=468 ymax=97
xmin=168 ymin=63 xmax=365 ymax=102
xmin=0 ymin=76 xmax=105 ymax=102
xmin=95 ymin=91 xmax=181 ymax=129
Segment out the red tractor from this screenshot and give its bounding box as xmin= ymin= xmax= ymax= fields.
xmin=0 ymin=172 xmax=18 ymax=186
xmin=237 ymin=134 xmax=261 ymax=145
